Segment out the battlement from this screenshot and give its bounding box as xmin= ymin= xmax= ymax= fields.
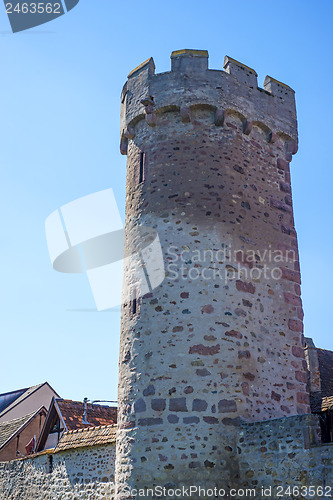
xmin=120 ymin=49 xmax=297 ymax=154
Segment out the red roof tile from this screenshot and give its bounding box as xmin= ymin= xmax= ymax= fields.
xmin=55 ymin=424 xmax=116 ymax=452
xmin=56 ymin=400 xmax=117 ymax=431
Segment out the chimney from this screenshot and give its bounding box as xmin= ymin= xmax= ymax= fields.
xmin=82 ymin=397 xmax=92 ymax=425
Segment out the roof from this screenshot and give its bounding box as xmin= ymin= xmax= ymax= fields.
xmin=0 ymin=383 xmax=59 ymax=420
xmin=57 ymin=400 xmax=117 ymax=431
xmin=36 ymin=397 xmax=117 ymax=452
xmin=0 ymin=388 xmax=27 ymax=413
xmin=54 ymin=424 xmax=116 ymax=452
xmin=317 ymin=348 xmax=333 ymax=397
xmin=0 ymin=408 xmax=46 ymax=451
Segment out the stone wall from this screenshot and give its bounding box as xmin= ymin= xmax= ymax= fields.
xmin=0 ymin=443 xmax=116 ymax=500
xmin=1 ymin=420 xmax=332 ymax=499
xmin=238 ymin=414 xmax=333 ymax=499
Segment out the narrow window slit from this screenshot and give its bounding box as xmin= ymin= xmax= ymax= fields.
xmin=139 ymin=152 xmax=145 ymax=183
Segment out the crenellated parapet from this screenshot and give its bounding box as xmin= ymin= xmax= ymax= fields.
xmin=120 ymin=49 xmax=298 ymax=155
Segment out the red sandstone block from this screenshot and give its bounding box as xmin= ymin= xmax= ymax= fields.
xmin=283 ymin=292 xmax=302 ymax=306
xmin=277 ymin=158 xmax=289 ymax=171
xmin=236 ymin=280 xmax=255 ymax=294
xmin=189 ymin=344 xmax=220 ymax=355
xmin=297 ymin=392 xmax=310 ymax=405
xmin=295 ymin=371 xmax=307 ymax=383
xmin=288 ymin=319 xmax=303 ymax=333
xmin=201 ymin=304 xmax=214 ymax=314
xmin=225 ymin=330 xmax=243 ymax=339
xmin=270 ymin=198 xmax=292 ymax=213
xmin=297 ymin=307 xmax=304 ymax=320
xmin=276 ymin=243 xmax=298 ymax=260
xmin=292 ymin=346 xmax=305 ymax=358
xmin=281 ymin=225 xmax=297 ymax=237
xmin=271 ymin=391 xmax=281 ymax=402
xmin=280 ymin=267 xmax=301 ymax=284
xmin=279 ymin=181 xmax=291 ymax=193
xmin=286 ymin=141 xmax=298 ymax=155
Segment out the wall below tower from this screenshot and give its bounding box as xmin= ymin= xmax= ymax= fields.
xmin=238 ymin=414 xmax=333 ymax=499
xmin=0 ymin=418 xmax=332 ymax=499
xmin=0 ymin=443 xmax=116 ymax=499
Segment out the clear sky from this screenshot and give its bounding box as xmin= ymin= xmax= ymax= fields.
xmin=0 ymin=0 xmax=332 ymax=403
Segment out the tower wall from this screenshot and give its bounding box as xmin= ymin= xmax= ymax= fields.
xmin=116 ymin=50 xmax=309 ymax=497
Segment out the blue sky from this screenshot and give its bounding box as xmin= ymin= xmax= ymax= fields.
xmin=0 ymin=0 xmax=332 ymax=403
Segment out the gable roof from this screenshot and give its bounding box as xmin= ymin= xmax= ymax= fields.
xmin=36 ymin=397 xmax=117 ymax=452
xmin=317 ymin=348 xmax=333 ymax=397
xmin=54 ymin=424 xmax=116 ymax=452
xmin=57 ymin=400 xmax=117 ymax=431
xmin=0 ymin=383 xmax=59 ymax=420
xmin=0 ymin=407 xmax=46 ymax=451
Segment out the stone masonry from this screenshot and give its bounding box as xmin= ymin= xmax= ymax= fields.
xmin=0 ymin=442 xmax=116 ymax=499
xmin=115 ymin=50 xmax=311 ymax=497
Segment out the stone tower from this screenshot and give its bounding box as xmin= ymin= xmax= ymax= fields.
xmin=116 ymin=50 xmax=309 ymax=497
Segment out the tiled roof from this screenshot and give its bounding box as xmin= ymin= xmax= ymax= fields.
xmin=55 ymin=424 xmax=116 ymax=452
xmin=317 ymin=348 xmax=333 ymax=397
xmin=0 ymin=410 xmax=39 ymax=450
xmin=57 ymin=400 xmax=117 ymax=431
